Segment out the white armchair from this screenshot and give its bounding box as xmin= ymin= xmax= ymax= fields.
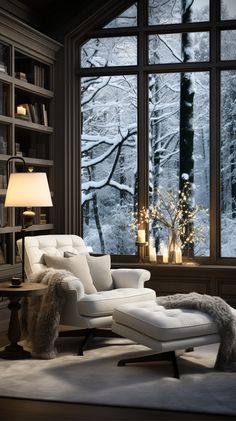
xmin=17 ymin=234 xmax=156 ymax=354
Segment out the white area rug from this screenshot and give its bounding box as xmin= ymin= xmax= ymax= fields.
xmin=0 ymin=337 xmax=236 ymax=416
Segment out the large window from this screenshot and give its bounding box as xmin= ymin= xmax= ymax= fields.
xmin=81 ymin=75 xmax=137 ymax=254
xmin=76 ymin=0 xmax=236 ymax=263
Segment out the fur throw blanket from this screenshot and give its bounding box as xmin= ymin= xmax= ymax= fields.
xmin=21 ymin=268 xmax=71 ymax=359
xmin=157 ymin=292 xmax=236 ymax=371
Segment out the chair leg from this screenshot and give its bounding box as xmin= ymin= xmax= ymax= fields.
xmin=78 ymin=329 xmax=93 ymax=356
xmin=78 ymin=329 xmax=121 ymax=355
xmin=60 ymin=327 xmax=122 ymax=356
xmin=118 ymin=351 xmax=180 ymax=379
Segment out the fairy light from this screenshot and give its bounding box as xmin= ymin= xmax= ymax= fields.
xmin=132 ymin=181 xmax=208 ymax=251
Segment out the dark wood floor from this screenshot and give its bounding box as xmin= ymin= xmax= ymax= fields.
xmin=0 ymin=333 xmax=235 ymax=421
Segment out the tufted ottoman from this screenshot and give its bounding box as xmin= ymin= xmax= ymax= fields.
xmin=112 ymin=300 xmax=221 ymax=378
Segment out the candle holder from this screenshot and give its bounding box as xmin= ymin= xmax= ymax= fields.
xmin=136 ymin=241 xmax=148 ymax=263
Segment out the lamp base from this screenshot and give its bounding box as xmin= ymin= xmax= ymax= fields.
xmin=0 ymin=344 xmax=31 ymax=359
xmin=23 ymin=209 xmax=35 ymax=228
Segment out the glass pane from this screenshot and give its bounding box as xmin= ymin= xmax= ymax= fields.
xmin=81 ymin=37 xmax=137 ymax=68
xmin=104 ymin=4 xmax=137 ymax=28
xmin=0 ymin=42 xmax=10 ymax=75
xmin=221 ymin=30 xmax=236 ymax=60
xmin=81 ymin=75 xmax=137 ymax=254
xmin=148 ymin=0 xmax=209 ymax=25
xmin=148 ymin=72 xmax=210 ymax=258
xmin=221 ymin=0 xmax=236 ymax=20
xmin=149 ymin=32 xmax=209 ymax=64
xmin=220 ymin=70 xmax=236 ymax=257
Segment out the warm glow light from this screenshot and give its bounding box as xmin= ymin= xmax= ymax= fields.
xmin=149 ymin=245 xmax=157 ymax=263
xmin=137 ymin=229 xmax=146 ymax=243
xmin=17 ymin=105 xmax=26 ymax=116
xmin=163 ymin=247 xmax=169 ymax=263
xmin=4 ymin=172 xmax=53 ymax=207
xmin=175 ymin=247 xmax=182 ymax=264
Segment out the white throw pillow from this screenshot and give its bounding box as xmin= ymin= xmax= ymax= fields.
xmin=86 ymin=254 xmax=113 ymax=291
xmin=43 ymin=254 xmax=97 ymax=294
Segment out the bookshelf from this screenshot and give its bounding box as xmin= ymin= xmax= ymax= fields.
xmin=0 ymin=9 xmax=61 ymax=278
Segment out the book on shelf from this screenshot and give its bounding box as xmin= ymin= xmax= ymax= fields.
xmin=28 ymin=103 xmax=37 ymax=123
xmin=32 ymin=102 xmax=48 ymax=125
xmin=0 ymin=84 xmax=7 ymax=115
xmin=0 ymin=174 xmax=7 ymax=189
xmin=0 ymin=63 xmax=7 ymax=73
xmin=34 ymin=208 xmax=47 ymax=225
xmin=15 ymin=71 xmax=28 ymax=82
xmin=0 ymin=245 xmax=5 ymax=264
xmin=0 ymin=203 xmax=7 ymax=227
xmin=34 ymin=63 xmax=45 ymax=88
xmin=42 ymin=103 xmax=48 ymax=126
xmin=0 ymin=136 xmax=7 ymax=154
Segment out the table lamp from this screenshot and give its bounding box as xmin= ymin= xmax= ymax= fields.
xmin=4 ymin=156 xmax=53 ymax=282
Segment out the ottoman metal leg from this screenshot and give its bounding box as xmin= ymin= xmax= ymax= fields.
xmin=117 ymin=350 xmax=180 ymax=379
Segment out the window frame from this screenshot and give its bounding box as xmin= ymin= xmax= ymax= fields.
xmin=65 ymin=0 xmax=236 ymax=265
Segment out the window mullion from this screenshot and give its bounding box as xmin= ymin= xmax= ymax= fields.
xmin=209 ymin=0 xmax=220 ymax=262
xmin=137 ymin=0 xmax=149 ymax=217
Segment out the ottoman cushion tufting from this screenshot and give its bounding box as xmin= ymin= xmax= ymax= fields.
xmin=113 ymin=301 xmax=219 ymax=342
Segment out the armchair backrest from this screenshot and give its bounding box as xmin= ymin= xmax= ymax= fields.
xmin=17 ymin=234 xmax=88 ymax=280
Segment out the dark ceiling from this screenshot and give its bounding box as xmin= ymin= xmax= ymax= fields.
xmin=16 ymin=0 xmax=113 ymax=41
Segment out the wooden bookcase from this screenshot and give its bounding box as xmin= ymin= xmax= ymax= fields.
xmin=0 ymin=9 xmax=61 ymax=282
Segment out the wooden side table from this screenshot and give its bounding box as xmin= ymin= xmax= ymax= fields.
xmin=0 ymin=282 xmax=48 ymax=359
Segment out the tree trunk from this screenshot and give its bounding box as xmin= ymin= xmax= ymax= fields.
xmin=230 ymin=131 xmax=236 ymax=219
xmin=149 ymin=71 xmax=161 ymax=251
xmin=92 ymin=193 xmax=105 ymax=253
xmin=179 ymin=0 xmax=195 ymax=257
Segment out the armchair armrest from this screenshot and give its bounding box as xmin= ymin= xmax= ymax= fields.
xmin=58 ymin=274 xmax=86 ymax=326
xmin=111 ymin=268 xmax=151 ymax=289
xmin=60 ymin=274 xmax=85 ymax=300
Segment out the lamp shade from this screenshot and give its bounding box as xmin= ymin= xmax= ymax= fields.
xmin=4 ymin=172 xmax=53 ymax=207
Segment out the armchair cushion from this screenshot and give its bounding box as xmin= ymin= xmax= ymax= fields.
xmin=78 ymin=287 xmax=157 ymax=317
xmin=64 ymin=251 xmax=114 ymax=291
xmin=43 ymin=254 xmax=97 ymax=294
xmin=86 ymin=254 xmax=113 ymax=291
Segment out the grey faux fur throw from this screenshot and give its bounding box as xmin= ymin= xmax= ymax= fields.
xmin=21 ymin=268 xmax=71 ymax=359
xmin=157 ymin=292 xmax=236 ymax=371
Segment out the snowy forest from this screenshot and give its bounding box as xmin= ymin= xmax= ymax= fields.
xmin=80 ymin=0 xmax=236 ymax=258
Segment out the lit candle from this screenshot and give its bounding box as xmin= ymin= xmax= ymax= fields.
xmin=149 ymin=245 xmax=157 ymax=263
xmin=17 ymin=105 xmax=26 ymax=116
xmin=137 ymin=229 xmax=146 ymax=243
xmin=175 ymin=247 xmax=182 ymax=264
xmin=163 ymin=247 xmax=169 ymax=263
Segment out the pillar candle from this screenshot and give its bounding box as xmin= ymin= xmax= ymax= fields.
xmin=175 ymin=247 xmax=182 ymax=264
xmin=163 ymin=247 xmax=169 ymax=263
xmin=149 ymin=245 xmax=157 ymax=263
xmin=17 ymin=105 xmax=26 ymax=115
xmin=137 ymin=229 xmax=146 ymax=243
